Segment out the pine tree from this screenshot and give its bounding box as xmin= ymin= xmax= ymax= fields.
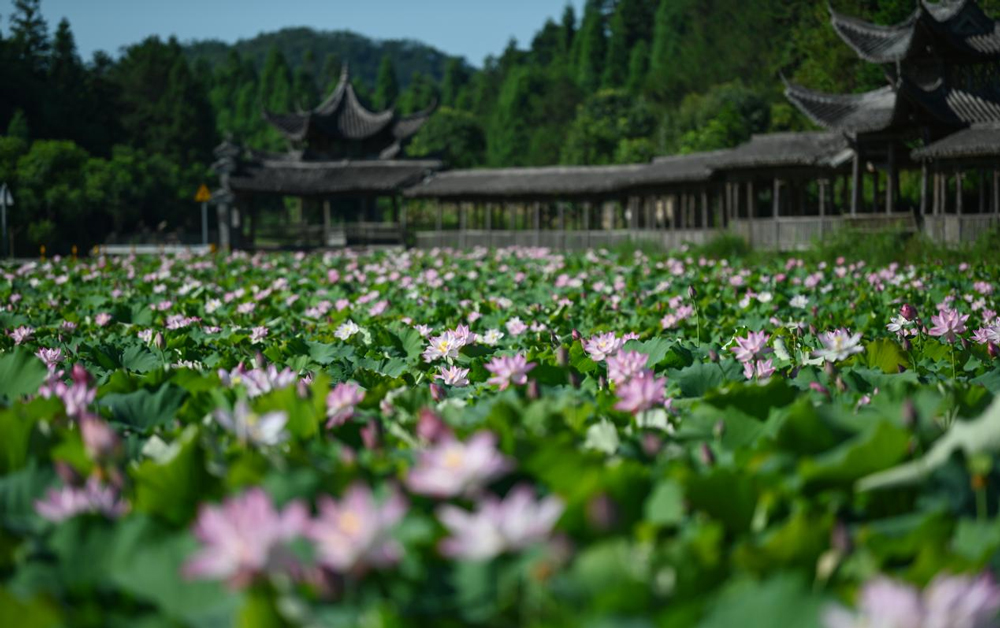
xmin=10 ymin=0 xmax=48 ymax=73
xmin=602 ymin=7 xmax=629 ymax=88
xmin=626 ymin=39 xmax=649 ymax=94
xmin=373 ymin=54 xmax=399 ymax=110
xmin=292 ymin=50 xmax=317 ymax=110
xmin=440 ymin=58 xmax=468 ymax=108
xmin=574 ymin=0 xmax=606 ymax=92
xmin=260 ymin=47 xmax=293 ymax=113
xmin=560 ymin=4 xmax=577 ymax=55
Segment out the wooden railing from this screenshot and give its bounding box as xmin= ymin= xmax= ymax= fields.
xmin=923 ymin=215 xmax=1000 ymax=246
xmin=413 ymin=228 xmax=717 ymax=251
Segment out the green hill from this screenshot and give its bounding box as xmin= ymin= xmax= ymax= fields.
xmin=183 ymin=27 xmax=466 ymax=89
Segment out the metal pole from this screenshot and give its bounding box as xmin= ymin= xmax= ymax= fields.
xmin=200 ymin=201 xmax=208 ymax=246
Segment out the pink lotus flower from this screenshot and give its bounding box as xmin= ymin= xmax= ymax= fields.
xmin=484 ymin=353 xmax=535 ymax=390
xmin=35 ymin=477 xmax=129 ymax=522
xmin=326 ymin=382 xmax=365 ymax=428
xmin=928 ymin=307 xmax=969 ymax=344
xmin=606 ymin=350 xmax=649 ymax=385
xmin=435 ymin=365 xmax=470 ymax=387
xmin=814 ymin=329 xmax=865 ymax=362
xmin=249 ymin=326 xmax=269 ymax=344
xmin=79 ymin=414 xmax=121 ymax=461
xmin=218 ymin=363 xmax=298 ymax=398
xmin=823 ymin=573 xmax=1000 ymax=628
xmin=743 ymin=358 xmax=775 ymax=381
xmin=407 ymin=432 xmax=512 ymax=498
xmin=94 ymin=312 xmax=112 ymax=327
xmin=36 ymin=347 xmax=63 ymax=369
xmin=730 ymin=330 xmax=771 ymax=363
xmin=614 ymin=370 xmax=667 ymax=414
xmin=214 ymin=400 xmax=288 ymax=447
xmin=583 ymin=332 xmax=623 ymax=362
xmin=184 ymin=488 xmax=308 ymax=588
xmin=437 ymin=485 xmax=564 ymax=561
xmin=308 ymin=483 xmax=407 ymax=574
xmin=422 ymin=331 xmax=463 ymax=362
xmin=8 ymin=325 xmax=33 ymax=345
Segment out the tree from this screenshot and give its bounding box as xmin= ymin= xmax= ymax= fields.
xmin=398 ymin=71 xmax=437 ymax=115
xmin=560 ymin=4 xmax=577 ymax=55
xmin=48 ymin=19 xmax=87 ymax=142
xmin=626 ymin=40 xmax=649 ymax=95
xmin=9 ymin=0 xmax=48 ymax=74
xmin=602 ymin=7 xmax=629 ymax=88
xmin=407 ymin=107 xmax=486 ymax=168
xmin=573 ymin=0 xmax=606 ymax=92
xmin=373 ymin=54 xmax=399 ymax=110
xmin=440 ymin=58 xmax=469 ymax=108
xmin=260 ymin=46 xmax=293 ymax=113
xmin=561 ymin=89 xmax=656 ymax=165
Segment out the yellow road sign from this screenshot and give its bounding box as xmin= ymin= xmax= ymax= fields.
xmin=194 ymin=184 xmax=212 ymax=203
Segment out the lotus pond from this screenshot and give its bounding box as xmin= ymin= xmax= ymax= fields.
xmin=2 ymin=247 xmax=1000 ymax=627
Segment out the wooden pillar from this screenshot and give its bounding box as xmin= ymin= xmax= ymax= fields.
xmin=701 ymin=190 xmax=709 ymax=229
xmin=920 ymin=163 xmax=929 ymax=215
xmin=323 ymin=199 xmax=332 ymax=246
xmin=851 ymin=153 xmax=861 ymax=215
xmin=533 ymin=201 xmax=541 ymax=247
xmin=747 ymin=181 xmax=755 ymax=219
xmin=818 ymin=180 xmax=827 ymax=217
xmin=956 ymin=171 xmax=964 ymax=215
xmin=994 ymin=169 xmax=999 ymax=214
xmin=886 ymin=143 xmax=897 ymax=214
xmin=773 ymin=178 xmax=781 ymax=218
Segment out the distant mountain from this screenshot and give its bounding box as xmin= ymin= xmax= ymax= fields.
xmin=183 ymin=27 xmax=467 ymax=89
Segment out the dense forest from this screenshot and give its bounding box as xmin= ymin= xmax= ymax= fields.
xmin=2 ymin=0 xmax=999 ymax=254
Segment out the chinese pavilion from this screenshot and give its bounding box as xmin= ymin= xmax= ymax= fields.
xmin=784 ymin=0 xmax=1000 ymax=215
xmin=212 ymin=65 xmax=439 ymax=250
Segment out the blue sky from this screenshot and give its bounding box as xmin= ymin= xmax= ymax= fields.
xmin=30 ymin=0 xmax=586 ymax=65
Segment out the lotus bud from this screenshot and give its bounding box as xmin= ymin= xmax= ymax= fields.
xmin=688 ymin=286 xmax=697 ymax=300
xmin=809 ymin=381 xmax=830 ymax=397
xmin=70 ymin=364 xmax=90 ymax=386
xmin=416 ymin=408 xmax=451 ymax=443
xmin=556 ymin=346 xmax=569 ymax=367
xmin=708 ymin=349 xmax=719 ymax=363
xmin=569 ymin=372 xmax=581 ymax=389
xmin=989 ymin=342 xmax=999 ymax=360
xmin=360 ymin=420 xmax=381 ymax=450
xmin=901 ymin=399 xmax=917 ymax=428
xmin=900 ymin=303 xmax=918 ymax=321
xmin=571 ymin=328 xmax=582 ymax=341
xmin=153 ymin=332 xmax=164 ymax=350
xmin=526 ymin=379 xmax=540 ymax=400
xmin=835 ymin=376 xmax=847 ymax=393
xmin=641 ymin=433 xmax=662 ymax=457
xmin=79 ymin=414 xmax=121 ymax=462
xmin=698 ymin=443 xmax=715 ymax=466
xmin=809 ymin=323 xmax=818 ymax=336
xmin=429 ymin=382 xmax=444 ymax=402
xmin=902 ymin=337 xmax=913 ymax=352
xmin=598 ymin=375 xmax=606 ymax=390
xmin=823 ymin=361 xmax=836 ymax=378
